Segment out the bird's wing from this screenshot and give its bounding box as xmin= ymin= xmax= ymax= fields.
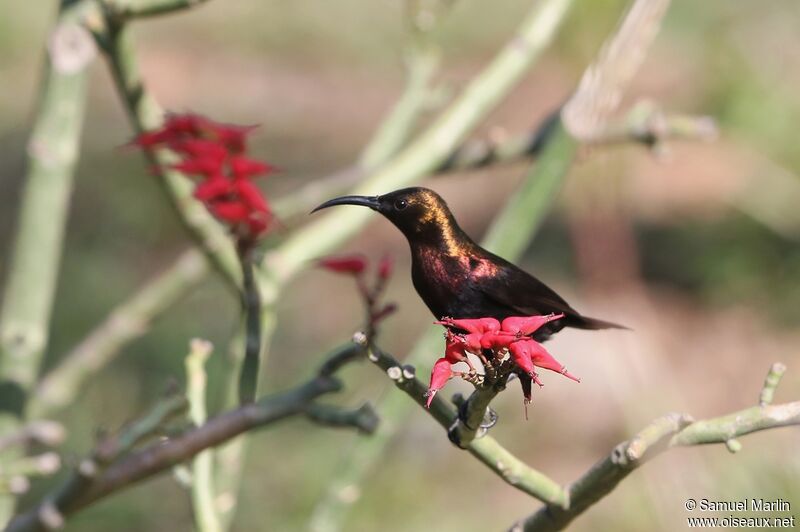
xmin=476 ymin=253 xmax=628 ymax=331
xmin=476 ymin=255 xmax=580 ymax=318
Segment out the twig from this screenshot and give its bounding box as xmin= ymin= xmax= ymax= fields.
xmin=304 ymin=403 xmax=380 ymax=435
xmin=29 ymin=249 xmax=208 ymax=418
xmin=758 ymin=362 xmax=786 ymax=407
xmin=237 ymin=246 xmax=262 ymax=405
xmin=185 ymin=340 xmax=222 ymax=532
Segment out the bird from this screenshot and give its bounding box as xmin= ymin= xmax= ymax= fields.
xmin=312 ymin=187 xmax=625 ymax=341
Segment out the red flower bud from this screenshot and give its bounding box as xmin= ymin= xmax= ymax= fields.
xmin=230 ymin=156 xmax=275 ymax=179
xmin=479 ymin=330 xmax=516 ymax=351
xmin=525 ymin=340 xmax=580 ymax=382
xmin=501 ymin=313 xmax=564 ymax=336
xmin=435 ymin=317 xmax=500 ymax=334
xmin=234 ymin=180 xmax=269 ymax=211
xmin=425 ymin=357 xmax=453 ymax=408
xmin=173 ymin=157 xmax=224 ymax=177
xmin=194 ymin=177 xmax=233 ymax=201
xmin=170 ymin=138 xmax=228 ymax=162
xmin=210 ymin=201 xmax=250 ymax=223
xmin=317 ymin=255 xmax=368 ymax=275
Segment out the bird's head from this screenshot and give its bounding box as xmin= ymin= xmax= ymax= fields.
xmin=312 ymin=187 xmax=459 ymax=242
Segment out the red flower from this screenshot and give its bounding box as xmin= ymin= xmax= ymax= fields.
xmin=134 ymin=113 xmax=276 ymax=242
xmin=426 ymin=313 xmax=580 ymax=408
xmin=425 ymin=357 xmax=453 ymax=408
xmin=317 ymin=255 xmax=368 ymax=275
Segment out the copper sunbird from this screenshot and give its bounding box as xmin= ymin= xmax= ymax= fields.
xmin=313 ymin=187 xmax=624 ymax=340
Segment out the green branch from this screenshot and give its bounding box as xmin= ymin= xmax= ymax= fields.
xmin=511 ymin=363 xmax=798 ymax=532
xmin=185 ymin=340 xmax=222 ymax=532
xmin=0 ymin=0 xmax=98 ymax=523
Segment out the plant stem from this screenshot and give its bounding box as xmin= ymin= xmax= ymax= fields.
xmin=237 ymin=245 xmax=262 ymax=405
xmin=0 ymin=1 xmax=96 ymax=523
xmin=185 ymin=340 xmax=222 ymax=532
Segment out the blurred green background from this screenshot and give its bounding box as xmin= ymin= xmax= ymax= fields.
xmin=1 ymin=1 xmax=799 ymax=530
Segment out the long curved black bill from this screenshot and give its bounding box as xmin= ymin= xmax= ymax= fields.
xmin=311 ymin=195 xmax=380 ymax=214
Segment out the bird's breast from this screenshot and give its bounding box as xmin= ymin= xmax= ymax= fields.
xmin=410 ymin=247 xmax=499 ymax=318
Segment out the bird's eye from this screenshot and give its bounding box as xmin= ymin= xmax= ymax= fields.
xmin=394 ymin=199 xmax=408 ymax=211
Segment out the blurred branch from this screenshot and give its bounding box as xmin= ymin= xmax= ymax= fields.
xmin=0 ymin=0 xmax=97 ymax=523
xmin=185 ymin=340 xmax=222 ymax=532
xmin=7 ymin=340 xmax=376 ymax=532
xmin=562 ymin=0 xmax=671 ymax=140
xmin=304 ymin=403 xmax=380 ymax=435
xmin=511 ymin=362 xmax=799 ymax=532
xmin=105 ymin=0 xmax=211 ymax=21
xmin=356 ymin=1 xmax=445 ymax=169
xmin=0 ymin=5 xmax=94 ymax=414
xmin=29 ymin=250 xmax=208 ymax=418
xmin=589 ymin=100 xmax=717 ymax=147
xmin=236 ymin=246 xmax=262 ymax=405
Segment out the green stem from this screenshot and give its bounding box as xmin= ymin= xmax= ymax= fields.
xmin=237 ymin=247 xmax=262 ymax=405
xmin=482 ymin=120 xmax=577 ymax=257
xmin=185 ymin=340 xmax=222 ymax=532
xmin=0 ymin=1 xmax=96 ymax=523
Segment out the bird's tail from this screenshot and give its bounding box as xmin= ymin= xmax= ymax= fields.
xmin=569 ymin=314 xmax=630 ymax=331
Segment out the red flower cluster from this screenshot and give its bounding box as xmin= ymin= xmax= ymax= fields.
xmin=134 ymin=113 xmax=275 ymax=241
xmin=426 ymin=313 xmax=579 ymax=407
